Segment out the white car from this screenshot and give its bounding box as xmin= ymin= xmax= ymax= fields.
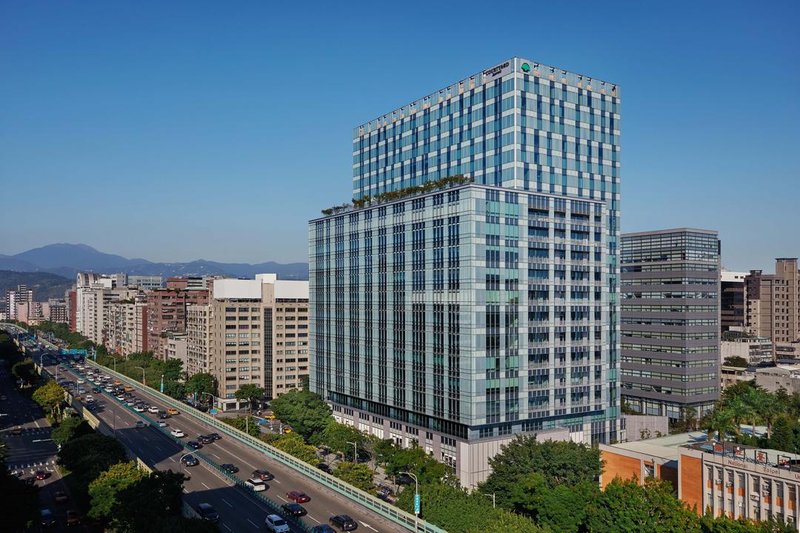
xmin=148 ymin=406 xmax=159 ymax=414
xmin=171 ymin=429 xmax=185 ymax=438
xmin=104 ymin=386 xmax=114 ymax=393
xmin=264 ymin=514 xmax=289 ymax=533
xmin=133 ymin=405 xmax=144 ymax=413
xmin=157 ymin=420 xmax=168 ymax=427
xmin=245 ymin=478 xmax=267 ymax=492
xmin=84 ymin=395 xmax=94 ymax=402
xmin=77 ymin=379 xmax=85 ymax=384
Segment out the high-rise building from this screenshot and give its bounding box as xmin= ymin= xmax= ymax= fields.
xmin=127 ymin=275 xmax=164 ymax=290
xmin=145 ymin=287 xmax=210 ymax=358
xmin=6 ymin=285 xmax=33 ymax=320
xmin=186 ymin=275 xmax=310 ymax=408
xmin=720 ymin=271 xmax=747 ymax=334
xmin=746 ymin=259 xmax=800 ymax=358
xmin=105 ymin=298 xmax=148 ymax=355
xmin=620 ymin=228 xmax=721 ymax=420
xmin=309 ymin=57 xmax=621 ymax=487
xmin=46 ymin=298 xmax=69 ymax=324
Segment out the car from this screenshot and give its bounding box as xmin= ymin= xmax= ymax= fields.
xmin=66 ymin=509 xmax=81 ymax=526
xmin=196 ymin=502 xmax=219 ymax=522
xmin=209 ymin=432 xmax=221 ymax=441
xmin=264 ymin=514 xmax=290 ymax=533
xmin=135 ymin=420 xmax=147 ymax=428
xmin=167 ymin=407 xmax=180 ymax=415
xmin=157 ymin=420 xmax=168 ymax=427
xmin=310 ymin=526 xmax=336 ymax=533
xmin=133 ymin=405 xmax=145 ymax=412
xmin=245 ymin=478 xmax=267 ymax=492
xmin=281 ymin=502 xmax=307 ymax=517
xmin=0 ymin=394 xmax=6 ymax=401
xmin=104 ymin=386 xmax=114 ymax=393
xmin=40 ymin=508 xmax=56 ymax=527
xmin=116 ymin=394 xmax=125 ymax=401
xmin=170 ymin=429 xmax=185 ymax=438
xmin=181 ymin=454 xmax=199 ymax=467
xmin=221 ymin=463 xmax=239 ymax=474
xmin=287 ymin=490 xmax=310 ymax=503
xmin=148 ymin=405 xmax=159 ymax=414
xmin=35 ymin=470 xmax=50 ymax=480
xmin=77 ymin=379 xmax=84 ymax=384
xmin=187 ymin=440 xmax=202 ymax=450
xmin=252 ymin=469 xmax=275 ymax=481
xmin=329 ymin=514 xmax=358 ymax=531
xmin=159 ymin=412 xmax=170 ymax=419
xmin=125 ymin=400 xmax=135 ymax=407
xmin=198 ymin=434 xmax=214 ymax=444
xmin=376 ymin=486 xmax=393 ymax=501
xmin=54 ymin=491 xmax=69 ymax=503
xmin=10 ymin=426 xmax=22 ymax=436
xmin=84 ymin=394 xmax=94 ymax=402
xmin=317 ymin=462 xmax=332 ymax=474
xmin=123 ymin=385 xmax=134 ymax=393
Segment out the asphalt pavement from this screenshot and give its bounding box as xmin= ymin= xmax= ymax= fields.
xmin=43 ymin=358 xmax=404 ymax=533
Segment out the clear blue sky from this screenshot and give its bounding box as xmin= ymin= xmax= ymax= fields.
xmin=1 ymin=0 xmax=797 ymax=270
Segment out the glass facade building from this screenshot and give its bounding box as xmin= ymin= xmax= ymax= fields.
xmin=310 ymin=57 xmax=621 ymax=487
xmin=620 ymin=229 xmax=721 ymax=420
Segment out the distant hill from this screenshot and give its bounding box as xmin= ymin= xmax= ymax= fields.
xmin=0 ymin=270 xmax=73 ymax=301
xmin=0 ymin=244 xmax=309 ymax=280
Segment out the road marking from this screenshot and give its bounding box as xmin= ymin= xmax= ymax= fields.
xmin=276 ymin=495 xmax=288 ymax=502
xmin=361 ymin=521 xmax=379 ymax=532
xmin=308 ymin=514 xmax=321 ymax=523
xmin=221 ymin=498 xmax=233 ymax=508
xmin=247 ymin=518 xmax=258 ymax=527
xmin=201 ymin=482 xmax=211 ymax=489
xmin=222 ymin=524 xmax=233 ymax=532
xmin=272 ymin=478 xmax=282 ymax=484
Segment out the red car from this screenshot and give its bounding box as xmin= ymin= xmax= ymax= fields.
xmin=35 ymin=470 xmax=50 ymax=481
xmin=287 ymin=490 xmax=311 ymax=503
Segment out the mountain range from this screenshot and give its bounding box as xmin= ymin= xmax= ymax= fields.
xmin=0 ymin=244 xmax=309 ymax=280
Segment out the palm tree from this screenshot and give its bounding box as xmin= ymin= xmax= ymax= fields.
xmin=756 ymin=393 xmax=784 ymax=439
xmin=724 ymin=396 xmax=752 ymax=438
xmin=703 ymin=407 xmax=735 ymax=443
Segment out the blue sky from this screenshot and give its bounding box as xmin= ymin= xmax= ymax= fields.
xmin=1 ymin=0 xmax=797 ymax=270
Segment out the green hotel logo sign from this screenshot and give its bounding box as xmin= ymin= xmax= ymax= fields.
xmin=521 ymin=62 xmax=531 ymax=73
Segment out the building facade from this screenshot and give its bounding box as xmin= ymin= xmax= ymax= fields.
xmin=620 ymin=228 xmax=721 ymax=420
xmin=746 ymin=259 xmax=800 ymax=359
xmin=310 ymin=57 xmax=621 ymax=488
xmin=721 ymin=271 xmax=747 ymax=334
xmin=6 ymin=285 xmax=33 ymax=320
xmin=145 ymin=287 xmax=209 ymax=358
xmin=721 ymin=337 xmax=773 ymax=366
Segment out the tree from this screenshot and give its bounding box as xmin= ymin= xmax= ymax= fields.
xmin=11 ymin=358 xmax=36 ymax=385
xmin=58 ymin=433 xmax=127 ymax=508
xmin=88 ymin=461 xmax=147 ymax=522
xmin=162 ymin=380 xmax=186 ymax=400
xmin=723 ymin=356 xmax=748 ymax=368
xmin=235 ymin=383 xmax=265 ymax=410
xmin=333 ymin=461 xmax=375 ymax=492
xmin=480 ymin=436 xmax=602 ymax=510
xmin=220 ymin=415 xmax=261 ymax=437
xmin=269 ymin=432 xmax=319 ymax=463
xmin=374 ymin=440 xmax=449 ymax=485
xmin=268 ymin=389 xmax=332 ymax=441
xmin=52 ymin=415 xmax=92 ymax=446
xmin=319 ymin=421 xmax=368 ymax=460
xmin=769 ymin=415 xmax=796 ymax=453
xmin=0 ymin=470 xmax=39 ymax=531
xmin=703 ymin=407 xmax=735 ymax=443
xmin=756 ymin=393 xmax=783 ymax=439
xmin=186 ymin=372 xmax=216 ymax=399
xmin=584 ymin=478 xmax=700 ymax=533
xmin=32 ymin=380 xmax=65 ymax=421
xmin=504 ymin=472 xmax=598 ymax=529
xmin=114 ymin=471 xmax=186 ymax=533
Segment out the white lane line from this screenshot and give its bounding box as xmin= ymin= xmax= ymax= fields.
xmin=247 ymin=518 xmax=258 ymax=528
xmin=362 ymin=522 xmax=379 ymax=532
xmin=308 ymin=514 xmax=321 ymax=523
xmin=276 ymin=495 xmax=288 ymax=502
xmin=221 ymin=498 xmax=233 ymax=508
xmin=201 ymin=482 xmax=211 ymax=490
xmin=272 ymin=478 xmax=282 ymax=484
xmin=211 ymin=453 xmax=221 ymax=459
xmin=222 ymin=524 xmax=233 ymax=532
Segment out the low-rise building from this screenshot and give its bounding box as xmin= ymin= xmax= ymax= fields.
xmin=721 ymin=337 xmax=774 ymax=366
xmin=755 ymin=365 xmax=800 ymax=395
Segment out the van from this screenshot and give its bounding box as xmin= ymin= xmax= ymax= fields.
xmin=245 ymin=478 xmax=267 ymax=492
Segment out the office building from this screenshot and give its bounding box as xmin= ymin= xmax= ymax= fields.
xmin=127 ymin=275 xmax=163 ymax=290
xmin=186 ymin=275 xmax=309 ymax=408
xmin=746 ymin=259 xmax=800 ymax=359
xmin=310 ymin=57 xmax=621 ymax=488
xmin=721 ymin=336 xmax=773 ymax=366
xmin=721 ymin=271 xmax=747 ymax=334
xmin=620 ymin=228 xmax=721 ymax=420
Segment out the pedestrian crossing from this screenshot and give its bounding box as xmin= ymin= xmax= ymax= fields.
xmin=8 ymin=458 xmax=58 ymax=476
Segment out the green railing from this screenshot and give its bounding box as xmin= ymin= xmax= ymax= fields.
xmin=85 ymin=359 xmax=443 ymax=533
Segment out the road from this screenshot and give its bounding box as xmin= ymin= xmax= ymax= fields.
xmin=0 ymin=359 xmax=86 ymax=531
xmin=42 ymin=357 xmax=402 ymax=533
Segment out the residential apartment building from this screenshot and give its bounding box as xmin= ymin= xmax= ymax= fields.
xmin=6 ymin=285 xmax=33 ymax=320
xmin=721 ymin=271 xmax=747 ymax=334
xmin=46 ymin=298 xmax=69 ymax=324
xmin=186 ymin=275 xmax=309 ymax=408
xmin=145 ymin=287 xmax=209 ymax=358
xmin=165 ymin=333 xmax=188 ymax=367
xmin=620 ymin=228 xmax=721 ymax=420
xmin=746 ymin=259 xmax=800 ymax=359
xmin=105 ymin=299 xmax=148 ymax=355
xmin=127 ymin=275 xmax=163 ymax=290
xmin=310 ymin=57 xmax=621 ymax=488
xmin=80 ymin=286 xmax=138 ymax=346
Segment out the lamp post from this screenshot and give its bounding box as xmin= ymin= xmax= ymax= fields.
xmin=134 ymin=366 xmax=146 ymax=386
xmin=347 ymin=441 xmax=358 ymax=463
xmin=400 ymin=471 xmax=420 ymax=529
xmin=482 ymin=492 xmax=496 ymax=508
xmin=200 ymin=392 xmax=216 ymax=411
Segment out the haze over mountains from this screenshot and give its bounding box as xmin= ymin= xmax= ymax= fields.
xmin=0 ymin=244 xmax=309 ymax=280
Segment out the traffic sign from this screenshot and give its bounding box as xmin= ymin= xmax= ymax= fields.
xmin=414 ymin=493 xmax=420 ymax=515
xmin=209 ymin=408 xmax=218 ymax=415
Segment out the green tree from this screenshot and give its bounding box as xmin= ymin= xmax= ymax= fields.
xmin=11 ymin=358 xmax=36 ymax=385
xmin=375 ymin=441 xmax=449 ymax=485
xmin=32 ymin=380 xmax=65 ymax=421
xmin=234 ymin=383 xmax=265 ymax=409
xmin=0 ymin=469 xmax=39 ymax=531
xmin=584 ymin=478 xmax=700 ymax=533
xmin=58 ymin=433 xmax=127 ymax=507
xmin=186 ymin=372 xmax=216 ymax=399
xmin=703 ymin=407 xmax=735 ymax=443
xmin=270 ymin=432 xmax=319 ymax=463
xmin=114 ymin=471 xmax=186 ymax=533
xmin=480 ymin=436 xmax=602 ymax=510
xmin=504 ymin=471 xmax=598 ymax=529
xmin=220 ymin=415 xmax=261 ymax=437
xmin=268 ymin=389 xmax=332 ymax=441
xmin=319 ymin=421 xmax=368 ymax=460
xmin=756 ymin=392 xmax=783 ymax=439
xmin=88 ymin=461 xmax=147 ymax=522
xmin=52 ymin=415 xmax=92 ymax=446
xmin=333 ymin=461 xmax=375 ymax=492
xmin=723 ymin=356 xmax=748 ymax=368
xmin=769 ymin=415 xmax=797 ymax=453
xmin=162 ymin=379 xmax=186 ymax=400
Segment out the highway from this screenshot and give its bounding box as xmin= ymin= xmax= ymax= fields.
xmin=41 ymin=356 xmax=404 ymax=533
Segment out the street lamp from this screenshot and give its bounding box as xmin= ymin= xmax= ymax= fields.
xmin=134 ymin=366 xmax=146 ymax=386
xmin=347 ymin=441 xmax=358 ymax=463
xmin=399 ymin=471 xmax=420 ymax=529
xmin=200 ymin=392 xmax=216 ymax=412
xmin=481 ymin=492 xmax=496 ymax=508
